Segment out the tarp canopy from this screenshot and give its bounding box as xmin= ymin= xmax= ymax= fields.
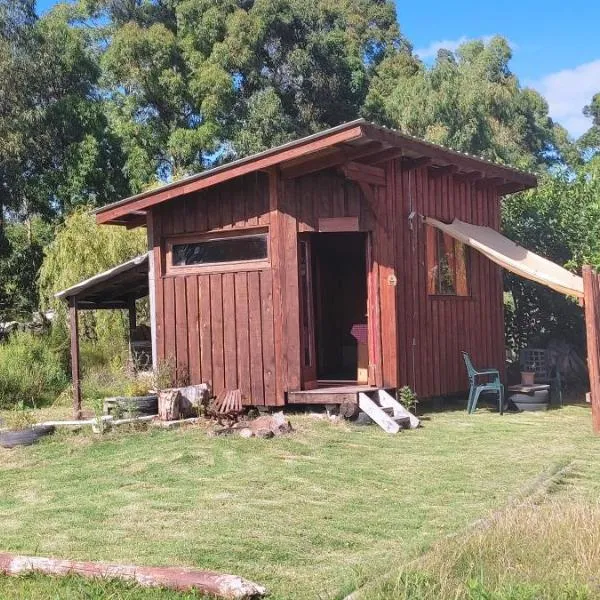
xmin=425 ymin=218 xmax=584 ymax=298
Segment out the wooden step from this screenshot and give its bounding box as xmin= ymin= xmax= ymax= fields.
xmin=287 ymin=385 xmax=380 ymax=405
xmin=358 ymin=393 xmax=400 ymax=434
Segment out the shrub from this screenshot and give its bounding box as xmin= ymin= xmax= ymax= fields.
xmin=0 ymin=330 xmax=69 ymax=408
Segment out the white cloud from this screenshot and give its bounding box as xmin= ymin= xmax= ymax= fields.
xmin=415 ymin=35 xmax=495 ymax=60
xmin=530 ymin=60 xmax=600 ymax=138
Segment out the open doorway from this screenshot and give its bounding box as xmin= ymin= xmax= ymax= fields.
xmin=310 ymin=232 xmax=368 ymax=383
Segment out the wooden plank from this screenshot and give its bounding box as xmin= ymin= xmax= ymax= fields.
xmin=268 ymin=169 xmax=285 ymax=404
xmin=358 ymin=393 xmax=400 ymax=434
xmin=376 ymin=389 xmax=420 ymax=428
xmin=287 ymin=391 xmax=360 ymax=405
xmin=69 ymin=300 xmax=81 ymax=420
xmin=382 ymin=162 xmax=398 ymax=386
xmin=172 ymin=198 xmax=185 ymax=234
xmin=332 ymin=173 xmax=345 ymax=217
xmin=342 ymin=161 xmax=386 ymax=187
xmin=234 ymin=272 xmax=251 ymax=404
xmin=198 ymin=274 xmax=212 ymax=390
xmin=247 ymin=270 xmax=265 ymax=405
xmin=257 ymin=173 xmax=270 ymax=225
xmin=185 ymin=275 xmax=201 ymax=384
xmin=282 ymin=187 xmax=301 ymax=392
xmin=97 ymin=125 xmax=365 ymax=224
xmin=163 ymin=277 xmax=176 ymax=366
xmin=210 ymin=274 xmax=225 ymax=396
xmin=583 ymin=267 xmax=600 ymax=433
xmin=317 ymin=216 xmax=359 ymax=232
xmin=360 ymin=123 xmax=537 ymax=190
xmin=281 ymin=141 xmax=383 ymax=179
xmin=194 ymin=192 xmax=209 ymax=233
xmin=174 ymin=277 xmax=188 ymax=384
xmin=222 ymin=273 xmax=237 ymax=391
xmin=245 ymin=174 xmax=259 ymax=227
xmin=220 ymin=182 xmax=233 ymax=229
xmin=260 ymin=269 xmax=278 ymax=405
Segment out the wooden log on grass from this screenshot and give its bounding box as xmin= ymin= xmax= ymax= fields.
xmin=158 ymin=389 xmax=181 ymax=421
xmin=0 ymin=553 xmax=267 ymax=599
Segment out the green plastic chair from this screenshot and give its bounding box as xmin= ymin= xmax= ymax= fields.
xmin=462 ymin=352 xmax=504 ymax=415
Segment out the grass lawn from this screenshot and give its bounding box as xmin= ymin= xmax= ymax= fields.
xmin=0 ymin=403 xmax=599 ymax=599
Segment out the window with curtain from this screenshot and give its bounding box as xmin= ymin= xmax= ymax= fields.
xmin=426 ymin=226 xmax=470 ymax=296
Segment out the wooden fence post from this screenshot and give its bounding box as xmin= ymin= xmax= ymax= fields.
xmin=583 ymin=266 xmax=600 ymax=433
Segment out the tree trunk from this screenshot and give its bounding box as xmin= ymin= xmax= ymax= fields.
xmin=158 ymin=389 xmax=181 ymax=421
xmin=0 ymin=552 xmax=267 ymax=599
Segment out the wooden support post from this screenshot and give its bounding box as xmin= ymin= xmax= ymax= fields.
xmin=69 ymin=298 xmax=82 ymax=420
xmin=127 ymin=295 xmax=137 ymax=368
xmin=583 ymin=266 xmax=600 ymax=433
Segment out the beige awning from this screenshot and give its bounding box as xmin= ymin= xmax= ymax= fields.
xmin=425 ymin=217 xmax=584 ymax=298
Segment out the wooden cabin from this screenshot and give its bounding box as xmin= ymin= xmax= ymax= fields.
xmin=94 ymin=119 xmax=537 ymax=407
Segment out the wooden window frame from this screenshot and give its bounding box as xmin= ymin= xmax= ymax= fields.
xmin=426 ymin=225 xmax=470 ymax=297
xmin=164 ymin=227 xmax=270 ymax=275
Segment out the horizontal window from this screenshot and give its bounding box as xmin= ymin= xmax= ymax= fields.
xmin=166 ymin=229 xmax=269 ymax=273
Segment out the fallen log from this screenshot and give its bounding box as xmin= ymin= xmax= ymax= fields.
xmin=0 ymin=553 xmax=267 ymax=599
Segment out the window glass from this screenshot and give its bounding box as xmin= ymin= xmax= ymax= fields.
xmin=171 ymin=233 xmax=268 ymax=267
xmin=427 ymin=227 xmax=470 ymax=296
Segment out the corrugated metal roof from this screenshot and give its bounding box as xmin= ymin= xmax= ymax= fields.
xmin=55 ymin=253 xmax=149 ymax=303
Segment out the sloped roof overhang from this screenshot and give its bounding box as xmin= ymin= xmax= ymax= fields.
xmin=95 ymin=120 xmax=537 ymax=227
xmin=55 ymin=254 xmax=149 ymax=309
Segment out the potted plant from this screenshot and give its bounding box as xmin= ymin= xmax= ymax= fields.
xmin=521 ymin=362 xmax=536 ymax=386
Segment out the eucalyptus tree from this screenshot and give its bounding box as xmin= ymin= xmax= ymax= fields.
xmin=365 ymin=36 xmax=565 ymax=170
xmin=82 ymin=0 xmax=407 ymax=188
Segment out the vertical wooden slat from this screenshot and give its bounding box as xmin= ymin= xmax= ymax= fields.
xmin=583 ymin=266 xmax=600 ymax=433
xmin=198 ymin=274 xmax=212 ymax=390
xmin=210 ymin=274 xmax=225 ymax=396
xmin=246 ymin=174 xmax=259 ymax=226
xmin=260 ymin=270 xmax=278 ymax=404
xmin=174 ymin=277 xmax=188 ymax=384
xmin=258 ymin=173 xmax=270 ymax=225
xmin=163 ymin=277 xmax=176 ymax=366
xmin=282 ymin=187 xmax=301 ymax=392
xmin=247 ymin=270 xmax=265 ymax=404
xmin=221 ymin=181 xmax=233 ymax=229
xmin=222 ymin=273 xmax=238 ymax=390
xmin=234 ymin=272 xmax=251 ymax=403
xmin=268 ymin=169 xmax=286 ymax=403
xmin=186 ymin=275 xmax=201 ymax=384
xmin=381 ymin=162 xmax=398 ymax=387
xmin=195 ymin=192 xmax=209 ymax=233
xmin=172 ymin=198 xmax=184 ymax=234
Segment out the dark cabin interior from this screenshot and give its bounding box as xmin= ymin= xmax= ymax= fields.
xmin=312 ymin=232 xmax=368 ymax=382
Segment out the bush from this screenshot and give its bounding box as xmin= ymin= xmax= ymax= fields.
xmin=0 ymin=330 xmax=69 ymax=408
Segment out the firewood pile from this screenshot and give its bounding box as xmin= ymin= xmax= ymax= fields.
xmin=210 ymin=411 xmax=293 ymax=439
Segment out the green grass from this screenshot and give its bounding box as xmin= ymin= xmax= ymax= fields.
xmin=0 ymin=403 xmax=599 ymax=599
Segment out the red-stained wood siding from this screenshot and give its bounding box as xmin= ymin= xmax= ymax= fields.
xmin=393 ymin=163 xmax=505 ymax=398
xmin=150 ymin=173 xmax=275 ymax=405
xmin=149 ymin=160 xmax=505 ymax=405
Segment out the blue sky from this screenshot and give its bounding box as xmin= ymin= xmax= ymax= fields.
xmin=37 ymin=0 xmax=600 ymax=138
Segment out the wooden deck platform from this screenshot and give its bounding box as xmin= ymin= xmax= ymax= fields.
xmin=287 ymin=385 xmax=388 ymax=405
